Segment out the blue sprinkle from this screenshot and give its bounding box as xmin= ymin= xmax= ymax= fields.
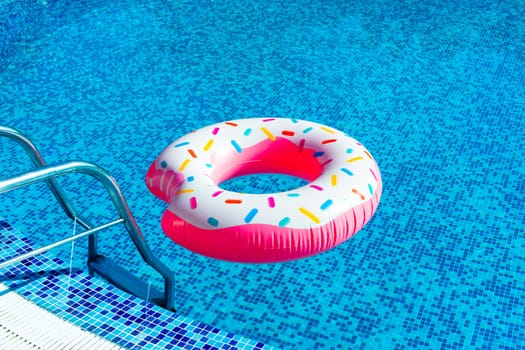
xmin=279 ymin=217 xmax=291 ymax=227
xmin=291 ymin=119 xmax=299 ymax=123
xmin=187 ymin=176 xmax=194 ymax=182
xmin=313 ymin=151 xmax=325 ymax=157
xmin=174 ymin=141 xmax=190 ymax=148
xmin=346 ymin=148 xmax=353 ymax=153
xmin=341 ymin=168 xmax=354 ymax=176
xmin=160 ymin=161 xmax=167 ymax=168
xmin=206 ymin=163 xmax=213 ymax=168
xmin=287 ymin=193 xmax=300 ymax=197
xmin=303 ymin=127 xmax=313 ymax=134
xmin=244 ymin=208 xmax=258 ymax=223
xmin=244 ymin=128 xmax=252 ymax=136
xmin=231 ymin=140 xmax=242 ymax=153
xmin=368 ymin=184 xmax=373 ymax=195
xmin=207 ymin=217 xmax=219 ymax=227
xmin=320 ymin=199 xmax=333 ymax=210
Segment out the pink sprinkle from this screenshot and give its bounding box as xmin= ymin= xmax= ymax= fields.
xmin=369 ymin=168 xmax=378 ymax=182
xmin=268 ymin=196 xmax=275 ymax=208
xmin=212 ymin=190 xmax=223 ymax=197
xmin=322 ymin=159 xmax=333 ymax=167
xmin=309 ymin=185 xmax=324 ymax=191
xmin=298 ymin=139 xmax=305 ymax=152
xmin=189 ymin=196 xmax=197 ymax=209
xmin=262 ymin=118 xmax=276 ymax=122
xmin=212 ymin=127 xmax=219 ymax=135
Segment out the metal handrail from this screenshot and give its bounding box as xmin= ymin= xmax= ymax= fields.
xmin=0 ymin=126 xmax=175 ymax=310
xmin=0 ymin=218 xmax=124 ymax=269
xmin=0 ymin=126 xmax=93 ymax=231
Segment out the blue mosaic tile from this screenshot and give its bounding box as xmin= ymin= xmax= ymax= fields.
xmin=0 ymin=219 xmax=273 ymax=349
xmin=1 ymin=0 xmax=525 ymax=348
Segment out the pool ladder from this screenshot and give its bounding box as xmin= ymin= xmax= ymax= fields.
xmin=0 ymin=126 xmax=175 ymax=311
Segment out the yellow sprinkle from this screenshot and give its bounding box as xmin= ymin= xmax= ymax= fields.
xmin=203 ymin=139 xmax=214 ymax=151
xmin=260 ymin=127 xmax=275 ymax=141
xmin=178 ymin=159 xmax=190 ymax=171
xmin=347 ymin=156 xmax=364 ymax=163
xmin=331 ymin=174 xmax=337 ymax=186
xmin=176 ymin=189 xmax=195 ymax=195
xmin=320 ymin=126 xmax=335 ymax=134
xmin=299 ymin=207 xmax=320 ymax=224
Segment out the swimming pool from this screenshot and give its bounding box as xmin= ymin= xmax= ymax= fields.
xmin=1 ymin=0 xmax=524 ymax=348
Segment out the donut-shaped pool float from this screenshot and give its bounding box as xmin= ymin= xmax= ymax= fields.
xmin=146 ymin=118 xmax=382 ymax=263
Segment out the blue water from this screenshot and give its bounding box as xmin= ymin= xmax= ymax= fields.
xmin=1 ymin=0 xmax=525 ymax=348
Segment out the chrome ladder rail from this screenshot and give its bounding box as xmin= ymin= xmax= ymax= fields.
xmin=0 ymin=126 xmax=175 ymax=311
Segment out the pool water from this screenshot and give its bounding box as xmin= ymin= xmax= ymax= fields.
xmin=1 ymin=0 xmax=524 ymax=348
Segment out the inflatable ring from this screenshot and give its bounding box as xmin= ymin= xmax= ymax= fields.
xmin=146 ymin=118 xmax=382 ymax=263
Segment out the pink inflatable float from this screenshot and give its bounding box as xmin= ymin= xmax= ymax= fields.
xmin=146 ymin=118 xmax=382 ymax=263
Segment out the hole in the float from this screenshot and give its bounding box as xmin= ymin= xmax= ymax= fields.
xmin=219 ymin=173 xmax=309 ymax=194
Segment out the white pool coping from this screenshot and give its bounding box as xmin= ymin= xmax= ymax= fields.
xmin=0 ymin=283 xmax=123 ymax=350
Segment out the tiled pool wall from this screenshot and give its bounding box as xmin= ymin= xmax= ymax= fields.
xmin=0 ymin=219 xmax=272 ymax=349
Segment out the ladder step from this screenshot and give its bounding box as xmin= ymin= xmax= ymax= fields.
xmin=88 ymin=255 xmax=166 ymax=308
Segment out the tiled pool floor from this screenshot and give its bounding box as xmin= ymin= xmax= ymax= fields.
xmin=1 ymin=0 xmax=525 ymax=348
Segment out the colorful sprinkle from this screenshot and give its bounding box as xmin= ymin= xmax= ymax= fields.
xmin=225 ymin=199 xmax=243 ymax=204
xmin=174 ymin=141 xmax=190 ymax=148
xmin=298 ymin=139 xmax=305 ymax=152
xmin=205 ymin=163 xmax=213 ymax=168
xmin=278 ymin=217 xmax=291 ymax=227
xmin=212 ymin=127 xmax=220 ymax=135
xmin=207 ymin=217 xmax=219 ymax=227
xmin=322 ymin=159 xmax=333 ymax=167
xmin=347 ymin=156 xmax=364 ymax=163
xmin=160 ymin=160 xmax=167 ymax=168
xmin=282 ymin=130 xmax=295 ymax=136
xmin=187 ymin=176 xmax=195 ymax=182
xmin=203 ymin=139 xmax=214 ymax=151
xmin=303 ymin=127 xmax=313 ymax=134
xmin=189 ymin=196 xmax=197 ymax=209
xmin=262 ymin=118 xmax=276 ymax=122
xmin=287 ymin=193 xmax=300 ymax=197
xmin=299 ymin=207 xmax=320 ymax=224
xmin=309 ymin=185 xmax=323 ymax=191
xmin=225 ymin=121 xmax=238 ymax=127
xmin=346 ymin=148 xmax=354 ymax=153
xmin=322 ymin=139 xmax=337 ymax=144
xmin=368 ymin=184 xmax=374 ymax=195
xmin=188 ymin=149 xmax=197 ymax=158
xmin=231 ymin=140 xmax=242 ymax=153
xmin=341 ymin=168 xmax=354 ymax=176
xmin=176 ymin=189 xmax=194 ymax=195
xmin=331 ymin=174 xmax=337 ymax=186
xmin=369 ymin=168 xmax=378 ymax=182
xmin=244 ymin=208 xmax=258 ymax=223
xmin=313 ymin=151 xmax=325 ymax=157
xmin=268 ymin=196 xmax=275 ymax=208
xmin=320 ymin=126 xmax=335 ymax=134
xmin=261 ymin=127 xmax=276 ymax=141
xmin=244 ymin=128 xmax=252 ymax=136
xmin=212 ymin=190 xmax=223 ymax=197
xmin=352 ymin=188 xmax=365 ymax=200
xmin=178 ymin=159 xmax=190 ymax=171
xmin=364 ymin=150 xmax=373 ymax=159
xmin=320 ymin=199 xmax=333 ymax=210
